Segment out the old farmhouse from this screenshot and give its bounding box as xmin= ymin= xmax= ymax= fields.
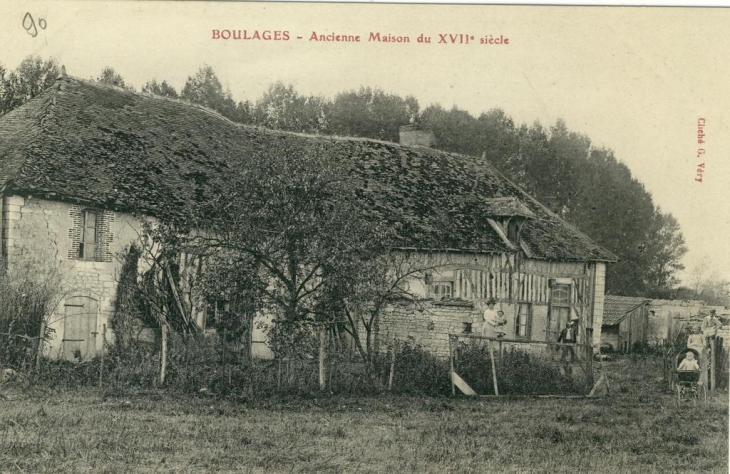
xmin=0 ymin=75 xmax=616 ymax=360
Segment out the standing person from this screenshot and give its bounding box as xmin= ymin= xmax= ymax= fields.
xmin=558 ymin=320 xmax=578 ymax=363
xmin=686 ymin=326 xmax=705 ymax=355
xmin=480 ymin=299 xmax=499 ymax=339
xmin=701 ymin=309 xmax=722 ymax=347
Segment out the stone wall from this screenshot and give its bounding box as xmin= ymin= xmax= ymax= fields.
xmin=2 ymin=195 xmax=148 ymax=359
xmin=647 ymin=299 xmax=705 ymax=344
xmin=378 ymin=299 xmax=475 ymax=357
xmin=376 ymin=262 xmax=606 ymax=357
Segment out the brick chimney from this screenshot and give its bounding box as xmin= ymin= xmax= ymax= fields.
xmin=399 ymin=124 xmax=436 ymax=147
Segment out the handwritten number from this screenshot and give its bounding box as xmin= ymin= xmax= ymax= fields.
xmin=23 ymin=12 xmax=37 ymax=37
xmin=23 ymin=12 xmax=47 ymax=38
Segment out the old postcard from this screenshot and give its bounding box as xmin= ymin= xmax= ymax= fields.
xmin=0 ymin=1 xmax=728 ymax=472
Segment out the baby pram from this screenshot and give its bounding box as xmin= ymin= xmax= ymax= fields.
xmin=674 ymin=348 xmax=707 ymax=407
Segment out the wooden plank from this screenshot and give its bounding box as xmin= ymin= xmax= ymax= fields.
xmin=477 ymin=395 xmax=586 ymax=399
xmin=587 ymin=374 xmax=609 ymax=398
xmin=451 ymin=371 xmax=478 ymax=396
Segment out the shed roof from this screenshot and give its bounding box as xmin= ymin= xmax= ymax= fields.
xmin=0 ymin=76 xmax=617 ymax=262
xmin=603 ymin=295 xmax=651 ymax=325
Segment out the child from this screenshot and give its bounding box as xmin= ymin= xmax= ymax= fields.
xmin=678 ymin=351 xmax=700 ymax=371
xmin=495 ymin=310 xmax=507 ymax=338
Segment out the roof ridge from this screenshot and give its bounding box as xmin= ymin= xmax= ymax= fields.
xmin=59 ymin=75 xmax=412 ymax=148
xmin=60 ymin=75 xmax=247 ymax=129
xmin=38 ymin=76 xmax=64 ymax=130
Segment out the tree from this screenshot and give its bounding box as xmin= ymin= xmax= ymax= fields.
xmin=142 ymin=139 xmax=391 ymax=360
xmin=475 ymin=108 xmax=522 ymax=180
xmin=253 ymin=82 xmax=330 ymax=134
xmin=180 ymin=65 xmax=237 ymax=120
xmin=96 ymin=67 xmax=132 ymax=90
xmin=0 ymin=55 xmax=60 ymax=116
xmin=325 ymin=251 xmax=436 ymax=366
xmin=142 ymin=79 xmax=179 ymax=98
xmin=643 ymin=211 xmax=687 ymax=295
xmin=685 ymin=257 xmax=729 ymax=306
xmin=329 ymin=87 xmax=419 ymax=142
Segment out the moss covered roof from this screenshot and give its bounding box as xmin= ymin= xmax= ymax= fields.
xmin=0 ymin=76 xmax=616 ymax=262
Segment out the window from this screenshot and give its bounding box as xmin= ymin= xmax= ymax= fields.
xmin=515 ymin=303 xmax=532 ymax=339
xmin=205 ymin=299 xmax=228 ymax=330
xmin=70 ymin=208 xmax=114 ymax=262
xmin=550 ymin=283 xmax=571 ymax=341
xmin=432 ymin=281 xmax=453 ymax=300
xmin=506 ymin=218 xmax=520 ymax=244
xmin=462 ymin=322 xmax=472 ymax=334
xmin=79 ymin=211 xmax=97 ymax=260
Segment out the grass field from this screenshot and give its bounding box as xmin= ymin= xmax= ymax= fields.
xmin=0 ymin=357 xmax=727 ymax=473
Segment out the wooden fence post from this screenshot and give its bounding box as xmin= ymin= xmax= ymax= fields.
xmin=388 ymin=339 xmax=397 ymax=391
xmin=710 ymin=338 xmax=716 ymax=392
xmin=586 ymin=343 xmax=594 ymax=390
xmin=34 ymin=319 xmax=46 ymax=374
xmin=318 ymin=326 xmax=327 ymax=391
xmin=99 ymin=324 xmax=106 ymax=388
xmin=449 ymin=335 xmax=455 ymax=397
xmin=277 ymin=358 xmax=282 ymax=392
xmin=159 ymin=322 xmax=168 ymax=386
xmin=488 ymin=339 xmax=499 ymax=396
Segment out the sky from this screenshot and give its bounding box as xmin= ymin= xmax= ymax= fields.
xmin=1 ymin=1 xmax=729 ymax=284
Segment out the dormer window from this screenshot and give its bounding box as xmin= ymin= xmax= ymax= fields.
xmin=505 ymin=217 xmax=523 ymax=245
xmin=483 ymin=197 xmax=535 ymax=250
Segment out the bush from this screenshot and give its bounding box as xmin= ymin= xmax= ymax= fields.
xmin=455 ymin=342 xmax=584 ymax=395
xmin=390 ymin=339 xmax=450 ymax=396
xmin=35 ymin=357 xmax=102 ymax=389
xmin=0 ymin=269 xmax=60 ymax=370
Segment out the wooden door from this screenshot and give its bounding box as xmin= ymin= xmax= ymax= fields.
xmin=548 ymin=284 xmax=571 ymax=342
xmin=62 ymin=296 xmax=98 ymax=361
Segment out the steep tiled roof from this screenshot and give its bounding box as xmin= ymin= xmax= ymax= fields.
xmin=0 ymin=76 xmax=617 ymax=262
xmin=603 ymin=295 xmax=651 ymax=325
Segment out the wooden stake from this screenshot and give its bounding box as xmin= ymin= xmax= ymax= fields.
xmin=277 ymin=358 xmax=282 ymax=392
xmin=99 ymin=324 xmax=106 ymax=388
xmin=388 ymin=340 xmax=397 ymax=391
xmin=223 ymin=327 xmax=228 ymax=386
xmin=34 ymin=319 xmax=46 ymax=374
xmin=449 ymin=335 xmax=455 ymax=396
xmin=710 ymin=338 xmax=716 ymax=392
xmin=488 ymin=339 xmax=499 ymax=396
xmin=318 ymin=326 xmax=326 ymax=391
xmin=160 ymin=322 xmax=168 ymax=386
